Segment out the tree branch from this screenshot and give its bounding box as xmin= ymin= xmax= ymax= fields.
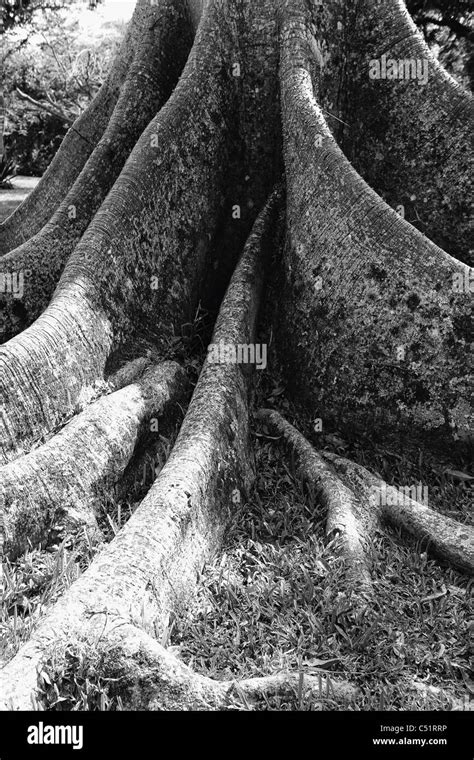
xmin=15 ymin=87 xmax=74 ymax=125
xmin=421 ymin=15 xmax=474 ymax=42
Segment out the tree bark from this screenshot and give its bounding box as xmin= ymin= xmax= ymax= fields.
xmin=277 ymin=3 xmax=472 ymax=442
xmin=0 ymin=189 xmax=278 ymax=710
xmin=0 ymin=361 xmax=187 ymax=558
xmin=0 ymin=0 xmax=471 ymax=712
xmin=0 ymin=0 xmax=195 ymax=339
xmin=0 ymin=0 xmax=238 ymax=464
xmin=298 ymin=0 xmax=473 ymax=262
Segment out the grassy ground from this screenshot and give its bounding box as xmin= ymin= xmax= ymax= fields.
xmin=171 ymin=434 xmax=472 ymax=710
xmin=1 ymin=408 xmax=471 ymax=710
xmin=0 ymin=310 xmax=472 ymax=710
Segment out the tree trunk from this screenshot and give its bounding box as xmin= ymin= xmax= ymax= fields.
xmin=0 ymin=0 xmax=195 ymax=338
xmin=1 ymin=361 xmax=187 ymax=558
xmin=278 ymin=7 xmax=472 ymax=442
xmin=0 ymin=0 xmax=472 ymax=711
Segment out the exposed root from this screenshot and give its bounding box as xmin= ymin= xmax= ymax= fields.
xmin=230 ymin=671 xmax=358 ymax=707
xmin=0 ymin=0 xmax=194 ymax=339
xmin=107 ymin=357 xmax=154 ymax=390
xmin=0 ymin=188 xmax=279 ymax=710
xmin=257 ymin=409 xmax=376 ymax=599
xmin=258 ymin=409 xmax=378 ymax=596
xmin=31 ymin=622 xmax=358 ymax=711
xmin=256 ymin=409 xmax=473 ymax=587
xmin=278 ymin=2 xmax=472 ymax=439
xmin=409 ymin=679 xmax=473 ymax=712
xmin=0 ymin=362 xmax=187 ymax=559
xmin=322 ymin=452 xmax=474 ymax=575
xmin=0 ymin=0 xmax=236 ymax=465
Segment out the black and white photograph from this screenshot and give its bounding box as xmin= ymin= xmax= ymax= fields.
xmin=0 ymin=0 xmax=472 ymax=754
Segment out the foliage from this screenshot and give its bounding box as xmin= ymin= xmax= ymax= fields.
xmin=407 ymin=0 xmax=473 ymax=37
xmin=1 ymin=0 xmax=102 ymax=31
xmin=1 ymin=1 xmax=471 ymax=178
xmin=1 ymin=0 xmax=121 ymax=175
xmin=171 ymin=433 xmax=472 ymax=710
xmin=0 ymin=156 xmax=17 ymax=188
xmin=407 ymin=0 xmax=474 ymax=89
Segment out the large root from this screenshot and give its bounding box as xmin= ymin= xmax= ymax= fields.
xmin=321 ymin=451 xmax=474 ymax=576
xmin=0 ymin=188 xmax=280 ymax=710
xmin=277 ymin=2 xmax=472 ymax=441
xmin=0 ymin=0 xmax=195 ymax=340
xmin=0 ymin=362 xmax=187 ymax=559
xmin=0 ymin=0 xmax=237 ymax=465
xmin=257 ymin=409 xmax=376 ymax=599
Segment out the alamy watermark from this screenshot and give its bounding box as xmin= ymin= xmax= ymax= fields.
xmin=0 ymin=271 xmax=24 ymax=299
xmin=370 ymin=483 xmax=429 ymax=507
xmin=27 ymin=721 xmax=83 ymax=750
xmin=207 ymin=341 xmax=267 ymax=371
xmin=452 ymin=269 xmax=473 ymax=293
xmin=369 ymin=55 xmax=429 ymax=86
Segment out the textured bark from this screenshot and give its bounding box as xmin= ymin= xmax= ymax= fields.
xmin=0 ymin=189 xmax=278 ymax=710
xmin=278 ymin=4 xmax=472 ymax=441
xmin=0 ymin=0 xmax=471 ymax=713
xmin=322 ymin=451 xmax=474 ymax=575
xmin=0 ymin=0 xmax=195 ymax=340
xmin=0 ymin=362 xmax=187 ymax=559
xmin=0 ymin=0 xmax=237 ymax=465
xmin=284 ymin=0 xmax=473 ymax=263
xmin=257 ymin=409 xmax=376 ymax=598
xmin=339 ymin=0 xmax=473 ymax=263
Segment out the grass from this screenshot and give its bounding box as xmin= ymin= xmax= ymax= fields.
xmin=169 ymin=437 xmax=472 ymax=710
xmin=1 ymin=418 xmax=472 ymax=710
xmin=1 ymin=343 xmax=472 ymax=710
xmin=0 ymin=527 xmax=100 ymax=668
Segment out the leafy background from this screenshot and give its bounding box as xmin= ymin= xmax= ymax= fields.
xmin=0 ymin=0 xmax=472 ymax=179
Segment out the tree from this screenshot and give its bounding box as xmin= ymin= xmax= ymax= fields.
xmin=0 ymin=0 xmax=472 ymax=710
xmin=407 ymin=0 xmax=473 ymax=42
xmin=1 ymin=0 xmax=102 ymax=31
xmin=406 ymin=0 xmax=474 ymax=88
xmin=1 ymin=0 xmax=120 ymax=176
